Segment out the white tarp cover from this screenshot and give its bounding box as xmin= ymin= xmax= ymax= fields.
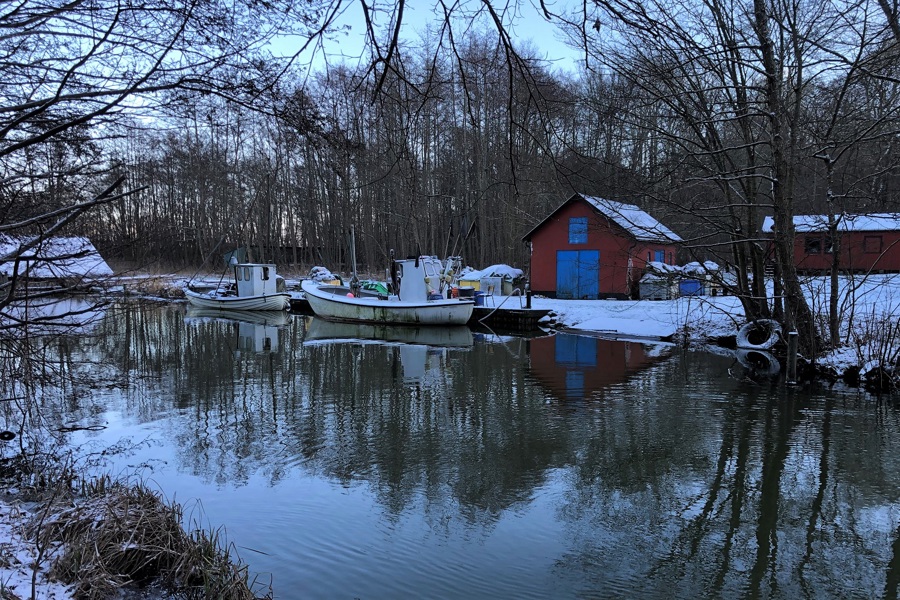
xmin=460 ymin=264 xmax=524 ymax=281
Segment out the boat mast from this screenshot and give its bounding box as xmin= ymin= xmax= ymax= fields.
xmin=349 ymin=225 xmax=360 ymax=296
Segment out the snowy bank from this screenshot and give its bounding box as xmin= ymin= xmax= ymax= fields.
xmin=529 ymin=294 xmax=743 ymax=341
xmin=525 ymin=273 xmax=899 ymax=388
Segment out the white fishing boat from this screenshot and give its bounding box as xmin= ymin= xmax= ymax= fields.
xmin=301 ymin=255 xmax=474 ymax=326
xmin=184 ymin=262 xmax=291 ymax=311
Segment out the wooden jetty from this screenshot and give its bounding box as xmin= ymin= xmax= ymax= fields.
xmin=469 ymin=306 xmax=550 ymax=330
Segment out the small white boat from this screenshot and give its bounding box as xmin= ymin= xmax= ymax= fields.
xmin=184 ymin=263 xmax=291 ymax=311
xmin=301 ymin=256 xmax=474 ymax=326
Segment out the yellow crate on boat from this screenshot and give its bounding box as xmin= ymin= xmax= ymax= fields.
xmin=458 ymin=279 xmax=480 ymax=291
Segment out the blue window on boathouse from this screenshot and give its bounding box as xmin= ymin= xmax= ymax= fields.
xmin=569 ymin=217 xmax=588 ymax=244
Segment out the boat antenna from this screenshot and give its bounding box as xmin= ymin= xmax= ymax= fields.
xmin=443 ymin=223 xmax=452 ymax=262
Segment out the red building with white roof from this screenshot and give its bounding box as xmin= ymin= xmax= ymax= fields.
xmin=522 ymin=194 xmax=682 ymax=299
xmin=761 ymin=213 xmax=900 ymax=273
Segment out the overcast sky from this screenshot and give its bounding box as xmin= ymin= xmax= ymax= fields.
xmin=286 ymin=0 xmax=582 ymax=73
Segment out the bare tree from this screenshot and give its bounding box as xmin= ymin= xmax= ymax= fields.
xmin=558 ymin=0 xmax=900 ymax=354
xmin=0 ymin=0 xmax=336 ymax=315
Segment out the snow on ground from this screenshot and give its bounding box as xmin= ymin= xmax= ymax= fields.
xmin=529 ymin=294 xmax=745 ymax=340
xmin=0 ymin=499 xmax=72 ymax=599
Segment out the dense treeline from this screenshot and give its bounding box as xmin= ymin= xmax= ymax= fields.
xmin=77 ymin=19 xmax=898 ymax=289
xmin=88 ymin=35 xmax=583 ymax=273
xmin=3 ymin=0 xmax=900 ymax=352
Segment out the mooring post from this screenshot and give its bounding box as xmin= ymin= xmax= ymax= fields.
xmin=787 ymin=331 xmax=799 ymax=384
xmin=525 ymin=281 xmax=532 ymax=309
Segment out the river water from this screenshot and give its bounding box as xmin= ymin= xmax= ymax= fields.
xmin=43 ymin=303 xmax=900 ymax=599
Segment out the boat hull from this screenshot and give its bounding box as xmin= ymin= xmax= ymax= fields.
xmin=184 ymin=288 xmax=291 ymax=311
xmin=301 ymin=280 xmax=474 ymax=325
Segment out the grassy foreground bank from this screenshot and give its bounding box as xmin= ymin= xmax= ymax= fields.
xmin=0 ymin=454 xmax=271 ymax=600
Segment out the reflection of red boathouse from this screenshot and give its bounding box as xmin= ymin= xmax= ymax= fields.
xmin=528 ymin=332 xmax=667 ymax=400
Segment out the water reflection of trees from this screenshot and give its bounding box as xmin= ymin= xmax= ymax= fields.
xmin=556 ymin=354 xmax=900 ymax=598
xmin=30 ymin=305 xmax=900 ymax=597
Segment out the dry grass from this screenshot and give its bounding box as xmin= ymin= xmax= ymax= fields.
xmin=31 ymin=480 xmax=271 ymax=600
xmin=123 ymin=277 xmax=185 ymax=298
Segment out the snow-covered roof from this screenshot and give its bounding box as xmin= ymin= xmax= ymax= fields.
xmin=581 ymin=195 xmax=682 ymax=243
xmin=761 ymin=213 xmax=900 ymax=233
xmin=522 ymin=193 xmax=682 ymax=244
xmin=0 ymin=235 xmax=113 ymax=279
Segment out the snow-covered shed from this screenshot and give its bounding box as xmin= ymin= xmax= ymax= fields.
xmin=522 ymin=193 xmax=682 ymax=299
xmin=0 ymin=235 xmax=114 ymax=288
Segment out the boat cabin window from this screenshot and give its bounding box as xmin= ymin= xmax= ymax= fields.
xmin=262 ymin=266 xmax=270 ymax=280
xmin=424 ymin=261 xmax=439 ymax=276
xmin=242 ymin=266 xmax=251 ymax=280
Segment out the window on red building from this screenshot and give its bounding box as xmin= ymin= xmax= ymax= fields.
xmin=864 ymin=235 xmax=883 ymax=254
xmin=569 ymin=217 xmax=588 ymax=244
xmin=804 ymin=236 xmax=822 ymax=254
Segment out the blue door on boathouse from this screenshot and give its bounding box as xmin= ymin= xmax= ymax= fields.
xmin=556 ymin=250 xmax=599 ymax=299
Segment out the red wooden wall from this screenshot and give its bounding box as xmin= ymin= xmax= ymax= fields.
xmin=527 ymin=199 xmax=678 ymax=298
xmin=793 ymin=231 xmax=900 ymax=272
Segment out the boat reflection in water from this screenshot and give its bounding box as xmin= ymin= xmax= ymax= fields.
xmin=303 ymin=318 xmax=473 ymax=348
xmin=184 ymin=307 xmax=291 ymax=354
xmin=528 ymin=332 xmax=673 ymax=400
xmin=303 ymin=317 xmax=474 ymax=384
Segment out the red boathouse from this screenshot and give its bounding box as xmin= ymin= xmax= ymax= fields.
xmin=522 ymin=194 xmax=682 ymax=299
xmin=761 ymin=213 xmax=900 ymax=273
